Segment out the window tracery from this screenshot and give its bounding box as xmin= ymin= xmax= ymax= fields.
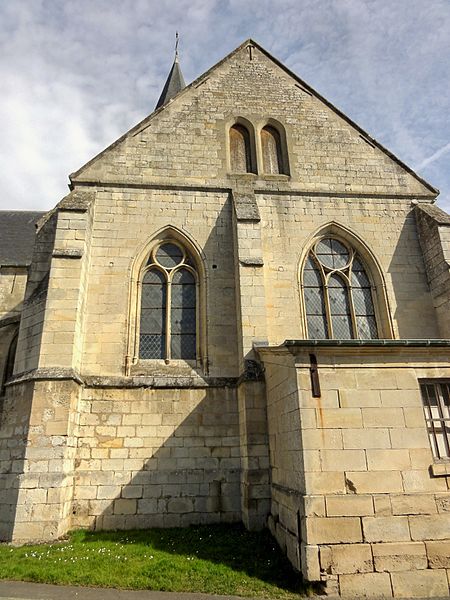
xmin=303 ymin=237 xmax=378 ymax=340
xmin=139 ymin=242 xmax=197 ymax=360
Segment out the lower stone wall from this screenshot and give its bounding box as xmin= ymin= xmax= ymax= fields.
xmin=0 ymin=378 xmax=79 ymax=542
xmin=260 ymin=344 xmax=450 ymax=597
xmin=72 ymin=385 xmax=242 ymax=530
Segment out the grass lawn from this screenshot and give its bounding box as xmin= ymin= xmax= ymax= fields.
xmin=0 ymin=524 xmax=314 ymax=598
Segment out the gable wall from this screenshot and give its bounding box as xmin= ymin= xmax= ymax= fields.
xmin=73 ymin=46 xmax=431 ymax=198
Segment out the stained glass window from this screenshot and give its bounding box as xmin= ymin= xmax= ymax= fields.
xmin=303 ymin=237 xmax=378 ymax=340
xmin=139 ymin=242 xmax=197 ymax=361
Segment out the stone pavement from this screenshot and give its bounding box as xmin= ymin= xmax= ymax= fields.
xmin=0 ymin=581 xmax=242 ymax=600
xmin=1 ymin=581 xmax=450 ymax=600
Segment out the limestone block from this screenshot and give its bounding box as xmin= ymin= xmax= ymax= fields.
xmin=409 ymin=514 xmax=450 ymax=541
xmin=320 ymin=449 xmax=366 ymax=472
xmin=372 ymin=542 xmax=427 ymax=572
xmin=373 ymin=495 xmax=392 ymax=516
xmin=362 ymin=517 xmax=410 ymax=542
xmin=343 ymin=428 xmax=390 ymax=449
xmin=306 ymin=516 xmax=362 ymax=544
xmin=362 ymin=408 xmax=405 ymax=428
xmin=426 ymin=541 xmax=450 ymax=568
xmin=113 ymin=499 xmax=137 ymax=515
xmin=391 ymin=494 xmax=436 ymax=516
xmin=339 ymin=390 xmax=381 ymax=408
xmin=366 ymin=449 xmax=410 ymax=471
xmin=304 ymin=472 xmax=346 ymax=494
xmin=327 ymin=543 xmax=373 ymax=574
xmin=316 ymin=408 xmax=362 ymax=429
xmin=326 ymin=494 xmax=374 ymax=517
xmin=391 ymin=569 xmax=449 ymax=597
xmin=401 ymin=470 xmax=447 ymax=493
xmin=344 ymin=471 xmax=402 ymax=494
xmin=339 ymin=572 xmax=392 ymax=597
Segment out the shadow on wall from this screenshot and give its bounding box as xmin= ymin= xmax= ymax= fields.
xmin=388 ymin=210 xmax=440 ymax=339
xmin=71 ymin=385 xmax=244 ymax=531
xmin=0 ymin=307 xmax=30 ymax=542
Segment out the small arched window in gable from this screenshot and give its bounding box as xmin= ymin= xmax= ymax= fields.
xmin=303 ymin=237 xmax=378 ymax=340
xmin=261 ymin=125 xmax=283 ymax=174
xmin=230 ymin=124 xmax=253 ymax=173
xmin=139 ymin=242 xmax=197 ymax=361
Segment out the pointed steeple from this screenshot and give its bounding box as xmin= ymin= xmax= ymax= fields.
xmin=155 ymin=33 xmax=186 ymax=109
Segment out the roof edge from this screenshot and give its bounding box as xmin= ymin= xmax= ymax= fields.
xmin=70 ymin=38 xmax=439 ymax=196
xmin=69 ymin=39 xmax=254 ymax=182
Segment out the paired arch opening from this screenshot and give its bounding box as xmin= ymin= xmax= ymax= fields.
xmin=229 ymin=119 xmax=289 ymax=175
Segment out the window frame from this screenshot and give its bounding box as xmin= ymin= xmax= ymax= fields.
xmin=301 ymin=235 xmax=381 ymax=340
xmin=137 ymin=240 xmax=200 ymax=364
xmin=419 ymin=379 xmax=450 ymax=462
xmin=228 ymin=119 xmax=257 ymax=174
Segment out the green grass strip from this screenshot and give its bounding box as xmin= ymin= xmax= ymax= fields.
xmin=0 ymin=524 xmax=313 ymax=598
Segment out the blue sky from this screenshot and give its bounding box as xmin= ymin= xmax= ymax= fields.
xmin=1 ymin=0 xmax=449 ymax=211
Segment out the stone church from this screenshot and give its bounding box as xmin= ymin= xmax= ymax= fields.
xmin=1 ymin=39 xmax=450 ymax=596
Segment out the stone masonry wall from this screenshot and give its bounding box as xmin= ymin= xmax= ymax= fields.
xmin=415 ymin=203 xmax=450 ymax=337
xmin=260 ymin=346 xmax=450 ymax=598
xmin=72 ymin=44 xmax=432 ymax=199
xmin=258 ymin=195 xmax=439 ymax=343
xmin=71 ymin=385 xmax=241 ymax=530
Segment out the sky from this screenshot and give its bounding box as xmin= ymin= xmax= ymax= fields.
xmin=1 ymin=0 xmax=449 ymax=212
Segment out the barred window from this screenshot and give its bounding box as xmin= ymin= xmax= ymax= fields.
xmin=303 ymin=237 xmax=378 ymax=340
xmin=420 ymin=381 xmax=450 ymax=460
xmin=139 ymin=242 xmax=197 ymax=360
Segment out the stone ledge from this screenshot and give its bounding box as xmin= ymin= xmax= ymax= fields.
xmin=431 ymin=461 xmax=450 ymax=477
xmin=52 ymin=248 xmax=83 ymax=259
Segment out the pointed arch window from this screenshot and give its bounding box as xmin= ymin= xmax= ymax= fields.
xmin=230 ymin=124 xmax=253 ymax=173
xmin=139 ymin=242 xmax=197 ymax=360
xmin=303 ymin=237 xmax=378 ymax=340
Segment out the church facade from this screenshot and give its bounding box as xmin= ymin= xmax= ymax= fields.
xmin=1 ymin=39 xmax=450 ymax=597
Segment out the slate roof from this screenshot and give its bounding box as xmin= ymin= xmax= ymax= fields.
xmin=0 ymin=211 xmax=45 ymax=267
xmin=155 ymin=55 xmax=186 ymax=109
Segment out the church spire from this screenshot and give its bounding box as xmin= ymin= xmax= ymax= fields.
xmin=155 ymin=32 xmax=186 ymax=109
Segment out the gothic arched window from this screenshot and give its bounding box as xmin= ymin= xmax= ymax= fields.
xmin=230 ymin=124 xmax=253 ymax=173
xmin=261 ymin=125 xmax=283 ymax=174
xmin=139 ymin=242 xmax=197 ymax=360
xmin=303 ymin=237 xmax=378 ymax=340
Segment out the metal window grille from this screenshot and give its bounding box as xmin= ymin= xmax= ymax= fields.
xmin=420 ymin=381 xmax=450 ymax=460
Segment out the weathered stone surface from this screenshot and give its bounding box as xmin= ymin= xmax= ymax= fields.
xmin=339 ymin=572 xmax=393 ymax=597
xmin=391 ymin=569 xmax=449 ymax=597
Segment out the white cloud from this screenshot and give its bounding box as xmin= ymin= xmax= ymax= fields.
xmin=0 ymin=0 xmax=449 ymax=212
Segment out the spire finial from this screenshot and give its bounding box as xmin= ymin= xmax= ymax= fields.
xmin=175 ymin=31 xmax=179 ymax=62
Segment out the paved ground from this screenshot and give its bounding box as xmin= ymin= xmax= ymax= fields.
xmin=0 ymin=581 xmax=449 ymax=600
xmin=0 ymin=581 xmax=242 ymax=600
